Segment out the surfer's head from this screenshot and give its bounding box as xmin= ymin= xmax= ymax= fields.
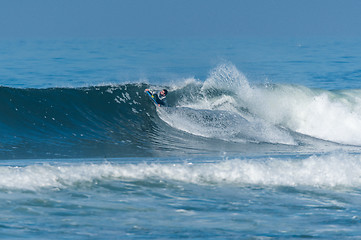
xmin=160 ymin=89 xmax=168 ymax=96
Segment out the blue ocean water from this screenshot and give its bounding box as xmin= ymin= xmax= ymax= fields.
xmin=1 ymin=38 xmax=361 ymax=239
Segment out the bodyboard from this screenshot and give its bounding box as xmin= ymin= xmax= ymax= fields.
xmin=146 ymin=91 xmax=159 ymax=106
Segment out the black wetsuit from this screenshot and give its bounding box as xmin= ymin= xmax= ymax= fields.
xmin=149 ymin=90 xmax=168 ymax=106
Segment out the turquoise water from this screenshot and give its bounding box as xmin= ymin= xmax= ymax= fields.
xmin=1 ymin=38 xmax=361 ymax=239
xmin=2 ymin=38 xmax=361 ymax=89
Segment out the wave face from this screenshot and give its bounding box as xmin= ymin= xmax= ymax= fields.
xmin=1 ymin=64 xmax=361 ymax=159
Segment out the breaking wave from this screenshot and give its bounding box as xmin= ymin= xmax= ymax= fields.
xmin=1 ymin=63 xmax=361 ymax=159
xmin=1 ymin=152 xmax=361 ymax=191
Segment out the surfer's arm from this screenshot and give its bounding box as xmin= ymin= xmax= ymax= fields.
xmin=144 ymin=89 xmax=155 ymax=95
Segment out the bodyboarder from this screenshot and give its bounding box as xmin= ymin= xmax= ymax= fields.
xmin=145 ymin=88 xmax=168 ymax=106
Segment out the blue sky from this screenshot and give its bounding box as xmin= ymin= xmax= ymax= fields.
xmin=1 ymin=0 xmax=361 ymax=38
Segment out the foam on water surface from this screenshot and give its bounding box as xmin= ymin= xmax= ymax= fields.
xmin=2 ymin=152 xmax=361 ymax=191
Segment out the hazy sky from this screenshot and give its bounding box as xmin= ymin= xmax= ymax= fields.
xmin=1 ymin=0 xmax=361 ymax=38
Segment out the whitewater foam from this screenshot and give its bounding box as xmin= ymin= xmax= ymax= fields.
xmin=161 ymin=64 xmax=296 ymax=145
xmin=246 ymin=84 xmax=361 ymax=145
xmin=157 ymin=107 xmax=296 ymax=145
xmin=174 ymin=63 xmax=361 ymax=146
xmin=1 ymin=153 xmax=361 ymax=191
